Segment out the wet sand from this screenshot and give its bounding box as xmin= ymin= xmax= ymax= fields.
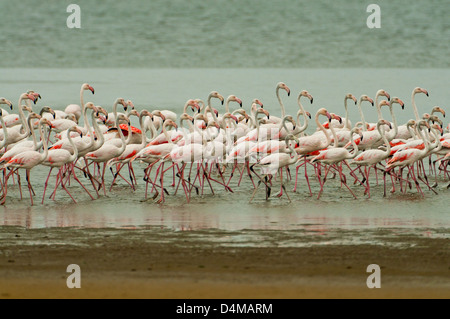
xmin=0 ymin=227 xmax=448 ymax=299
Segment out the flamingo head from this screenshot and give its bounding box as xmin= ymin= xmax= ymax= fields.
xmin=377 ymin=89 xmax=390 ymax=101
xmin=331 ymin=113 xmax=342 ymax=124
xmin=82 ymin=83 xmax=95 ymax=94
xmin=414 ymin=87 xmax=429 ymax=97
xmin=207 ymin=120 xmax=220 ymax=131
xmin=256 ymin=108 xmax=270 ymax=119
xmin=318 ymin=108 xmax=332 ymax=122
xmin=209 ymin=91 xmax=224 ymax=105
xmin=252 ymin=98 xmax=264 ymax=108
xmin=277 ymin=82 xmax=290 ymax=96
xmin=431 ymin=123 xmax=444 ymax=135
xmin=27 ymin=91 xmax=41 ymax=101
xmin=186 ymin=99 xmax=200 ymax=113
xmin=152 ymin=110 xmax=166 ymax=122
xmin=128 ymin=109 xmax=140 ymax=118
xmin=40 ymin=118 xmax=53 ymax=128
xmin=70 ymin=126 xmax=83 ymax=138
xmin=40 ymin=106 xmax=56 ymax=119
xmin=0 ymin=97 xmax=13 ymax=110
xmin=164 ymin=119 xmax=178 ymax=131
xmin=227 ymin=95 xmax=242 ymax=107
xmin=116 ymin=98 xmax=127 ymax=110
xmin=299 ymin=90 xmax=313 ymax=104
xmin=180 ymin=113 xmax=194 ymax=124
xmin=418 ymin=120 xmax=431 ymax=132
xmin=378 ymin=100 xmax=390 ymax=109
xmin=379 ymin=119 xmax=392 ymax=130
xmin=431 ymin=106 xmax=445 ymax=118
xmin=360 ymin=95 xmax=374 ymax=106
xmin=97 ymin=106 xmax=109 ymax=120
xmin=346 ymin=93 xmax=357 ymax=105
xmin=140 ymin=109 xmax=153 ymax=121
xmin=23 ymin=92 xmax=38 ymax=104
xmin=126 ymin=100 xmax=135 ymax=110
xmin=390 ymin=97 xmax=405 ymax=110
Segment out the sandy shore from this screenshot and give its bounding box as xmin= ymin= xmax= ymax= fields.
xmin=0 ymin=226 xmax=448 ymax=299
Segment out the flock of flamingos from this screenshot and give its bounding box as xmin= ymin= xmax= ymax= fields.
xmin=0 ymin=82 xmax=449 ymax=205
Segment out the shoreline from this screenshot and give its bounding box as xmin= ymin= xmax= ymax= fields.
xmin=0 ymin=227 xmax=448 ymax=299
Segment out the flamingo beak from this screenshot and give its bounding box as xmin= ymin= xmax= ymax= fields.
xmin=309 ymin=96 xmax=313 ymax=104
xmin=326 ymin=112 xmax=332 ymax=122
xmin=286 ymin=88 xmax=290 ymax=97
xmin=89 ymin=86 xmax=95 ymax=94
xmin=385 ymin=92 xmax=391 ymax=101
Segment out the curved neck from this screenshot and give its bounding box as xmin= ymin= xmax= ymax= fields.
xmin=0 ymin=115 xmax=7 ymax=148
xmin=80 ymin=88 xmax=88 ymax=130
xmin=296 ymin=96 xmax=308 ymax=133
xmin=115 ymin=118 xmax=127 ymax=153
xmin=375 ymin=92 xmax=384 ymax=121
xmin=18 ymin=95 xmax=30 ymax=138
xmin=344 ymin=97 xmax=350 ymax=129
xmin=91 ymin=110 xmax=104 ymax=150
xmin=225 ymin=98 xmax=231 ymax=114
xmin=417 ymin=126 xmax=430 ymax=154
xmin=411 ymin=91 xmax=420 ymax=121
xmin=162 ymin=123 xmax=173 ymax=145
xmin=385 ymin=106 xmax=398 ymax=141
xmin=139 ymin=114 xmax=151 ymax=146
xmin=315 ymin=112 xmax=331 ymax=147
xmin=276 ymin=86 xmax=286 ymax=118
xmin=38 ymin=122 xmax=49 ymax=161
xmin=358 ymin=98 xmax=367 ymax=131
xmin=27 ymin=115 xmax=39 ymax=149
xmin=329 ymin=123 xmax=338 ymax=148
xmin=349 ymin=130 xmax=360 ymax=157
xmin=379 ymin=124 xmax=391 ymax=156
xmin=113 ymin=99 xmax=121 ymax=127
xmin=67 ymin=131 xmax=79 ymax=161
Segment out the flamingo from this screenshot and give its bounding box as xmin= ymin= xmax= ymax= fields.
xmin=386 ymin=120 xmax=433 ymax=196
xmin=311 ymin=126 xmax=363 ymax=199
xmin=65 ymin=83 xmax=95 ymax=122
xmin=1 ymin=118 xmax=52 ymax=205
xmin=395 ymin=87 xmax=429 ymax=139
xmin=351 ymin=119 xmax=393 ymax=197
xmin=249 ymin=133 xmax=299 ymax=202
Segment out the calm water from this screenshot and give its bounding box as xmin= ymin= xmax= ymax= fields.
xmin=1 ymin=0 xmax=449 ymax=68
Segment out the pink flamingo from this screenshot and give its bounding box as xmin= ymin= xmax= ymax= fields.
xmin=1 ymin=118 xmax=52 ymax=205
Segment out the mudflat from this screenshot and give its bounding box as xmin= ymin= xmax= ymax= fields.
xmin=0 ymin=227 xmax=448 ymax=299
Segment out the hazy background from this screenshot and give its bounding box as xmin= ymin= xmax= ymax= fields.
xmin=1 ymin=0 xmax=449 ymax=68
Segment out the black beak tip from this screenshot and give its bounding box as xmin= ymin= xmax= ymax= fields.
xmin=221 ymin=100 xmax=224 ymax=105
xmin=10 ymin=104 xmax=13 ymax=110
xmin=426 ymin=93 xmax=429 ymax=97
xmin=310 ymin=98 xmax=313 ymax=104
xmin=371 ymin=102 xmax=374 ymax=106
xmin=239 ymin=103 xmax=242 ymax=107
xmin=287 ymin=92 xmax=290 ymax=97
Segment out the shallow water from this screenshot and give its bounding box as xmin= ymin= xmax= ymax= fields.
xmin=0 ymin=68 xmax=449 ymax=244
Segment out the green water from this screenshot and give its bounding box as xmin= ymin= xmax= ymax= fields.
xmin=1 ymin=0 xmax=449 ymax=68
